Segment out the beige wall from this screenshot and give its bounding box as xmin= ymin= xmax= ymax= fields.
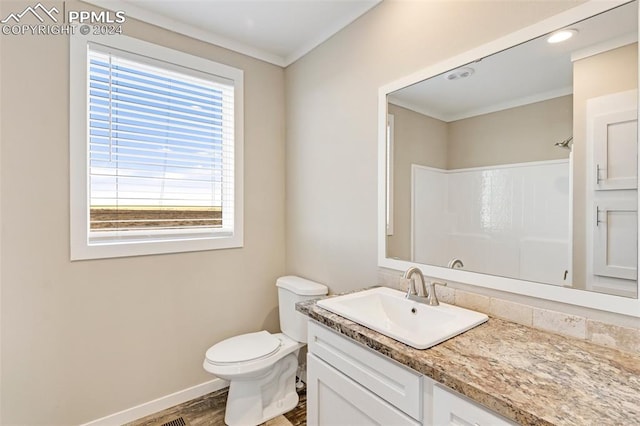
xmin=572 ymin=43 xmax=638 ymax=288
xmin=387 ymin=103 xmax=447 ymax=260
xmin=448 ymin=95 xmax=572 ymax=169
xmin=285 ymin=0 xmax=581 ymax=294
xmin=0 ymin=1 xmax=285 ymax=424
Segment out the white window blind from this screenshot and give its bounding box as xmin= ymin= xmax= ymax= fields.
xmin=87 ymin=44 xmax=235 ymax=243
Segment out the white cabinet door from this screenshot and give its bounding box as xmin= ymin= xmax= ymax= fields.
xmin=432 ymin=385 xmax=516 ymax=426
xmin=594 ymin=200 xmax=638 ymax=280
xmin=593 ymin=108 xmax=637 ymax=191
xmin=307 ymin=353 xmax=420 ymax=426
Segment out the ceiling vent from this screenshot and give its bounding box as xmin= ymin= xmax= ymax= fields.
xmin=445 ymin=67 xmax=475 ymax=81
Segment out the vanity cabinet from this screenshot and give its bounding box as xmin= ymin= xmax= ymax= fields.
xmin=307 ymin=321 xmax=421 ymax=425
xmin=307 ymin=355 xmax=420 ymax=425
xmin=307 ymin=320 xmax=515 ymax=426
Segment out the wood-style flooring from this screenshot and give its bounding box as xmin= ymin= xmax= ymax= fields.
xmin=126 ymin=386 xmax=306 ymax=426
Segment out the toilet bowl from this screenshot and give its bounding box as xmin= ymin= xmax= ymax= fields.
xmin=204 ymin=331 xmax=301 ymax=380
xmin=203 ymin=276 xmax=328 ymax=426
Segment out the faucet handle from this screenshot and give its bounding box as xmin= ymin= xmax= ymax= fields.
xmin=426 ymin=281 xmax=447 ymax=306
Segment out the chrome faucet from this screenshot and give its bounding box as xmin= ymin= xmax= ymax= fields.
xmin=447 ymin=258 xmax=464 ymax=269
xmin=426 ymin=281 xmax=447 ymax=306
xmin=403 ymin=266 xmax=447 ymax=306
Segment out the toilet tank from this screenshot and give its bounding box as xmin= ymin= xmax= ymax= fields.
xmin=276 ymin=276 xmax=328 ymax=343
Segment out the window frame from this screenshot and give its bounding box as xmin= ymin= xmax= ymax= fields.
xmin=70 ymin=32 xmax=244 ymax=260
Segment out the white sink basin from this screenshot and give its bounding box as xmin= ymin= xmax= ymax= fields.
xmin=316 ymin=287 xmax=488 ymax=349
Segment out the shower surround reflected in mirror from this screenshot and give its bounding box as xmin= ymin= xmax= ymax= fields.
xmin=384 ymin=1 xmax=638 ymax=298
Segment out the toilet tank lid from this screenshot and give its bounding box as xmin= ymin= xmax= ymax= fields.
xmin=276 ymin=275 xmax=328 ymax=296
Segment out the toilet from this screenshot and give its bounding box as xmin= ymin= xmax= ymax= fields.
xmin=203 ymin=275 xmax=328 ymax=426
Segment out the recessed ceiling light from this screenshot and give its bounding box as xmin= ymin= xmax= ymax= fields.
xmin=547 ymin=29 xmax=578 ymax=44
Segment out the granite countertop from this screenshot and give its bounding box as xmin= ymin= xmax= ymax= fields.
xmin=297 ymin=296 xmax=640 ymax=425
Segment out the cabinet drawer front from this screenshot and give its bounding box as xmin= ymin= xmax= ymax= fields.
xmin=433 ymin=385 xmax=516 ymax=426
xmin=307 ymin=354 xmax=421 ymax=426
xmin=308 ymin=321 xmax=422 ymax=420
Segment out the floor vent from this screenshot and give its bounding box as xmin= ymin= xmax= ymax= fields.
xmin=157 ymin=416 xmax=190 ymax=426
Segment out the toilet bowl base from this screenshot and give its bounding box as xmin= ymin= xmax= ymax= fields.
xmin=224 ymin=353 xmax=299 ymax=426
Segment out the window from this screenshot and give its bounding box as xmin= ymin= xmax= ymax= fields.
xmin=70 ymin=33 xmax=243 ymax=260
xmin=386 ymin=114 xmax=394 ymax=236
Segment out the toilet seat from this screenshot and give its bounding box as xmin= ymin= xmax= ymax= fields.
xmin=203 ymin=332 xmax=303 ymax=379
xmin=206 ymin=331 xmax=281 ymax=365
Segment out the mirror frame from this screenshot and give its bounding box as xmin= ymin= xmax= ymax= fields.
xmin=377 ymin=0 xmax=640 ymax=317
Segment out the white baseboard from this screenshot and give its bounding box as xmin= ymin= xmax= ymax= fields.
xmin=80 ymin=378 xmax=229 ymax=426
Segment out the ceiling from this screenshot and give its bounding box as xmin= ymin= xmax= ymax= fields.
xmin=82 ymin=0 xmax=381 ymax=67
xmin=388 ymin=1 xmax=638 ymax=122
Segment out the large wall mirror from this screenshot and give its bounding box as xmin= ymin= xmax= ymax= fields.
xmin=378 ymin=0 xmax=640 ymax=316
